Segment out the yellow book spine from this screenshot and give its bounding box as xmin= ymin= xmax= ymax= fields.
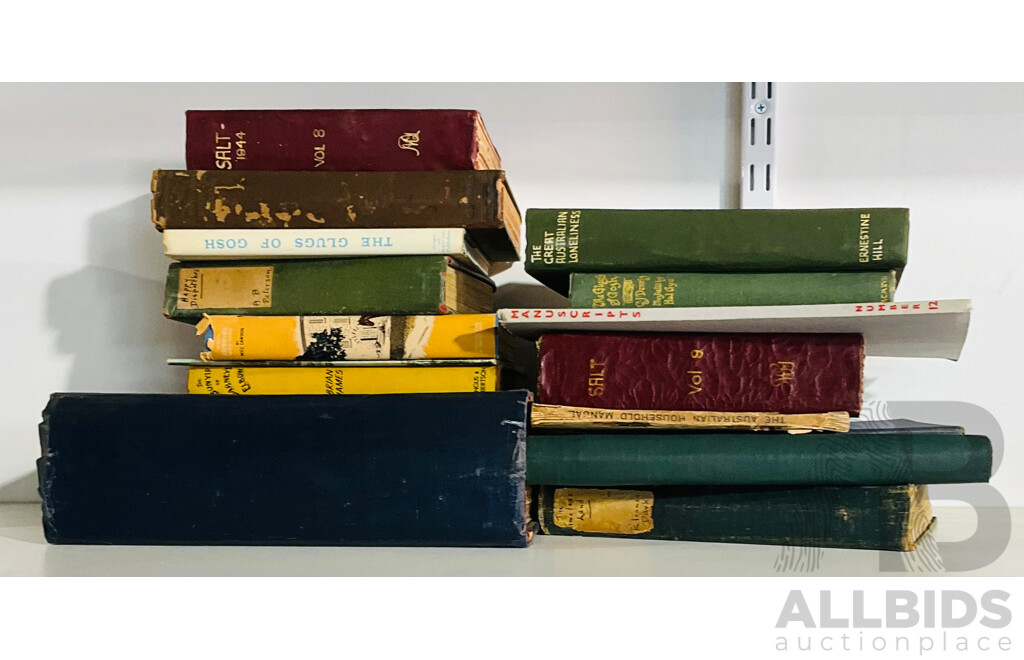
xmin=197 ymin=314 xmax=499 ymax=361
xmin=187 ymin=366 xmax=500 ymax=395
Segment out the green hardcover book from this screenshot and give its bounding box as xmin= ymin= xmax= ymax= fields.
xmin=535 ymin=484 xmax=934 ymax=551
xmin=525 ymin=208 xmax=910 ymax=293
xmin=569 ymin=271 xmax=897 ymax=308
xmin=163 ymin=256 xmax=494 ymax=323
xmin=526 ymin=433 xmax=992 ymax=487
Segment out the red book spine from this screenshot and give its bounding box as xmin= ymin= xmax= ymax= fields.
xmin=537 ymin=333 xmax=864 ymax=414
xmin=185 ymin=109 xmax=487 ymax=171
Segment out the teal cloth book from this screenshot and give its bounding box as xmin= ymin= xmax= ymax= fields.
xmin=525 ymin=432 xmax=992 ymax=487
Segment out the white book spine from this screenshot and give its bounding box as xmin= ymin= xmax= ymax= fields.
xmin=497 ymin=300 xmax=969 ymax=323
xmin=164 ymin=228 xmax=470 ymax=258
xmin=163 ymin=228 xmax=492 ymax=274
xmin=495 ymin=300 xmax=972 ymax=360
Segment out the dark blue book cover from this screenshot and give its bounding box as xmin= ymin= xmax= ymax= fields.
xmin=38 ymin=391 xmax=532 ymax=547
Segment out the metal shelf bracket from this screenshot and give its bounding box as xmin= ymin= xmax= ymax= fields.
xmin=741 ymin=82 xmax=775 ymax=209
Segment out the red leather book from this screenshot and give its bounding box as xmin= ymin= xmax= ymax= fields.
xmin=537 ymin=333 xmax=864 ymax=414
xmin=185 ymin=109 xmax=500 ymax=171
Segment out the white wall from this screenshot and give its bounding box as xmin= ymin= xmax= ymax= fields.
xmin=0 ymin=83 xmax=737 ymax=501
xmin=1 ymin=83 xmax=1019 ymax=508
xmin=775 ymin=83 xmax=1024 ymax=508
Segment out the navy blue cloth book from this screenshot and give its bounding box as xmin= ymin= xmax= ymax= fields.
xmin=38 ymin=391 xmax=532 ymax=547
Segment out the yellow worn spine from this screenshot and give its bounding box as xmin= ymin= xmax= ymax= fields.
xmin=187 ymin=366 xmax=499 ymax=395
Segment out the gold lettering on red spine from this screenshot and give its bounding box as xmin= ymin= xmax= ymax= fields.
xmin=213 ymin=123 xmax=246 ymax=169
xmin=398 ymin=130 xmax=421 ymax=156
xmin=312 ymin=128 xmax=327 ymax=167
xmin=770 ymin=361 xmax=797 ymax=387
xmin=587 ymin=358 xmax=606 ymax=397
xmin=688 ymin=348 xmax=704 ymax=395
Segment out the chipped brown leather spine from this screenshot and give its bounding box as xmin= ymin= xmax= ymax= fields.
xmin=151 ymin=169 xmax=520 ymax=262
xmin=537 ymin=332 xmax=864 ymax=414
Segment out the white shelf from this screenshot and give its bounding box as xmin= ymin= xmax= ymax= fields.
xmin=2 ymin=504 xmax=1019 ymax=577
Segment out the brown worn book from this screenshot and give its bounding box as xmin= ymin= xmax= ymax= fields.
xmin=151 ymin=169 xmax=521 ymax=262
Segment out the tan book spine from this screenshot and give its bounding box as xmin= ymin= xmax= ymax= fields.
xmin=529 ymin=404 xmax=850 ymax=433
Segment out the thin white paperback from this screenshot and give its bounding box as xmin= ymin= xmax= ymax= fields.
xmin=162 ymin=228 xmax=496 ymax=275
xmin=496 ymin=299 xmax=971 ymax=360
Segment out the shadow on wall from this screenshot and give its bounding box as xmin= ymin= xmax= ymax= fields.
xmin=1 ymin=196 xmax=197 ymax=503
xmin=0 ymin=474 xmax=41 ymax=506
xmin=722 ymin=82 xmax=743 ymax=210
xmin=47 ymin=195 xmax=196 ymax=393
xmin=493 ymin=282 xmax=569 ymax=309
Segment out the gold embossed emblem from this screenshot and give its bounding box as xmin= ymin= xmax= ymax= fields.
xmin=397 ymin=130 xmax=421 ymax=156
xmin=552 ymin=488 xmax=653 ymax=534
xmin=770 ymin=361 xmax=797 ymax=386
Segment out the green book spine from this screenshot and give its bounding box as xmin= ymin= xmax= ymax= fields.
xmin=524 ymin=208 xmax=910 ymax=292
xmin=525 ymin=433 xmax=992 ymax=487
xmin=163 ymin=256 xmax=486 ymax=323
xmin=536 ymin=484 xmax=933 ymax=551
xmin=568 ymin=271 xmax=897 ymax=308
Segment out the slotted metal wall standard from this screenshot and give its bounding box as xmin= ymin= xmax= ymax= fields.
xmin=741 ymin=82 xmax=775 ymax=209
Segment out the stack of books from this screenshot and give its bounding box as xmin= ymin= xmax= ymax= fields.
xmin=509 ymin=207 xmax=991 ymax=551
xmin=37 ymin=109 xmax=539 ymax=548
xmin=35 ymin=115 xmax=992 ymax=554
xmin=153 ymin=109 xmax=528 ymax=395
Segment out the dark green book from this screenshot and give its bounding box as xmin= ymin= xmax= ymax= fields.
xmin=163 ymin=256 xmax=494 ymax=323
xmin=535 ymin=484 xmax=934 ymax=551
xmin=526 ymin=432 xmax=992 ymax=486
xmin=525 ymin=208 xmax=910 ymax=293
xmin=849 ymin=418 xmax=965 ymax=434
xmin=569 ymin=271 xmax=897 ymax=308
